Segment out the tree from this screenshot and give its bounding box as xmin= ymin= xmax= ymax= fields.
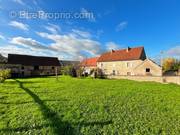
xmin=172 ymin=60 xmax=180 ymax=71
xmin=61 ymin=66 xmax=73 ymax=75
xmin=162 ymin=58 xmax=176 ymax=72
xmin=0 ymin=69 xmax=11 ymax=83
xmin=60 ymin=65 xmax=77 ymax=77
xmin=76 ymin=67 xmax=83 ymax=77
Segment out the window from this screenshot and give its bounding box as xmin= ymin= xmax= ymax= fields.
xmin=101 ymin=63 xmax=103 ymax=67
xmin=112 ymin=70 xmax=115 ymax=75
xmin=34 ymin=66 xmax=39 ymax=70
xmin=146 ymin=68 xmax=150 ymax=73
xmin=127 ymin=72 xmax=131 ymax=75
xmin=52 ymin=66 xmax=55 ymax=70
xmin=127 ymin=62 xmax=129 ymax=67
xmin=21 ymin=66 xmax=24 ymax=70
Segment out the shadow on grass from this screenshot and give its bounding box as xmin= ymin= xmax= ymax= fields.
xmin=4 ymin=80 xmax=44 ymax=85
xmin=0 ymin=99 xmax=68 ymax=105
xmin=0 ymin=79 xmax=114 ymax=134
xmin=13 ymin=79 xmax=74 ymax=135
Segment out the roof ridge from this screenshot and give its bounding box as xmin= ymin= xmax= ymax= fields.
xmin=97 ymin=46 xmax=146 ymax=62
xmin=107 ymin=46 xmax=144 ymax=53
xmin=8 ymin=54 xmax=58 ymax=59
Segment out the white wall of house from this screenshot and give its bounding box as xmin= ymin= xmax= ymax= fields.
xmin=82 ymin=66 xmax=96 ymax=75
xmin=134 ymin=59 xmax=162 ymax=76
xmin=97 ymin=60 xmax=143 ymax=75
xmin=97 ymin=59 xmax=162 ymax=76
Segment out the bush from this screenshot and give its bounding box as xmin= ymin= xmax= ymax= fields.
xmin=94 ymin=68 xmax=107 ymax=79
xmin=163 ymin=58 xmax=180 ymax=72
xmin=76 ymin=67 xmax=83 ymax=77
xmin=71 ymin=67 xmax=77 ymax=77
xmin=60 ymin=66 xmax=77 ymax=77
xmin=0 ymin=69 xmax=11 ymax=83
xmin=60 ymin=66 xmax=73 ymax=75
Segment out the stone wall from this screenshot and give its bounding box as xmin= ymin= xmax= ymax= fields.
xmin=134 ymin=59 xmax=162 ymax=76
xmin=108 ymin=75 xmax=180 ymax=85
xmin=0 ymin=64 xmax=60 ymax=77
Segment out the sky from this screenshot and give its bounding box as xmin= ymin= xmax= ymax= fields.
xmin=0 ymin=0 xmax=180 ymax=61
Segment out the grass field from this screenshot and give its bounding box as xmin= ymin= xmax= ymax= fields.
xmin=0 ymin=76 xmax=180 ymax=135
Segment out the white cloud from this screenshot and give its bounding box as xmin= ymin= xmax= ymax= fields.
xmin=13 ymin=0 xmax=25 ymax=5
xmin=166 ymin=46 xmax=180 ymax=56
xmin=36 ymin=31 xmax=103 ymax=60
xmin=116 ymin=21 xmax=128 ymax=32
xmin=7 ymin=30 xmax=104 ymax=60
xmin=106 ymin=42 xmax=120 ymax=50
xmin=72 ymin=29 xmax=91 ymax=38
xmin=0 ymin=45 xmax=55 ymax=58
xmin=80 ymin=8 xmax=96 ymax=22
xmin=44 ymin=23 xmax=60 ymax=34
xmin=0 ymin=34 xmax=5 ymax=40
xmin=9 ymin=21 xmax=29 ymax=31
xmin=10 ymin=37 xmax=52 ymax=51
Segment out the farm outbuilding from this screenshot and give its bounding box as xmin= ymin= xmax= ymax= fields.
xmin=7 ymin=54 xmax=60 ymax=77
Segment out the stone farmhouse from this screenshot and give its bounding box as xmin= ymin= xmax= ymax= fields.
xmin=4 ymin=54 xmax=60 ymax=77
xmin=81 ymin=46 xmax=162 ymax=76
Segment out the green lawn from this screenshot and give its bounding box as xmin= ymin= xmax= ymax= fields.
xmin=0 ymin=76 xmax=180 ymax=135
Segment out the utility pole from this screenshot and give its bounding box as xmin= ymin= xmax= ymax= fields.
xmin=160 ymin=51 xmax=164 ymax=67
xmin=160 ymin=51 xmax=164 ymax=76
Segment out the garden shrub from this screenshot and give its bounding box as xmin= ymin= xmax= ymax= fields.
xmin=60 ymin=66 xmax=77 ymax=77
xmin=0 ymin=69 xmax=11 ymax=83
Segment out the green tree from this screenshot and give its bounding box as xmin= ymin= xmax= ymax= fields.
xmin=0 ymin=69 xmax=11 ymax=83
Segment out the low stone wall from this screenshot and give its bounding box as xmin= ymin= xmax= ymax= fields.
xmin=108 ymin=75 xmax=180 ymax=85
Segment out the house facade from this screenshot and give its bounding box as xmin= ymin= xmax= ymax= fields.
xmin=97 ymin=46 xmax=162 ymax=76
xmin=6 ymin=54 xmax=60 ymax=77
xmin=80 ymin=57 xmax=99 ymax=75
xmin=134 ymin=58 xmax=162 ymax=76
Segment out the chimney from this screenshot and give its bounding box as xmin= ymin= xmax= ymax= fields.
xmin=126 ymin=46 xmax=131 ymax=52
xmin=111 ymin=49 xmax=115 ymax=54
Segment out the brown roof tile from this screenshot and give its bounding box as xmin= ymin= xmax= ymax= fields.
xmin=80 ymin=57 xmax=99 ymax=67
xmin=97 ymin=46 xmax=146 ymax=62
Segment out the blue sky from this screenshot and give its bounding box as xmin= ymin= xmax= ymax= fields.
xmin=0 ymin=0 xmax=180 ymax=60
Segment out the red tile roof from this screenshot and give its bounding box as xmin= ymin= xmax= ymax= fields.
xmin=97 ymin=46 xmax=146 ymax=62
xmin=81 ymin=57 xmax=99 ymax=67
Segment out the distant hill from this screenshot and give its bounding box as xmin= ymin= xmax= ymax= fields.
xmin=0 ymin=54 xmax=7 ymax=63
